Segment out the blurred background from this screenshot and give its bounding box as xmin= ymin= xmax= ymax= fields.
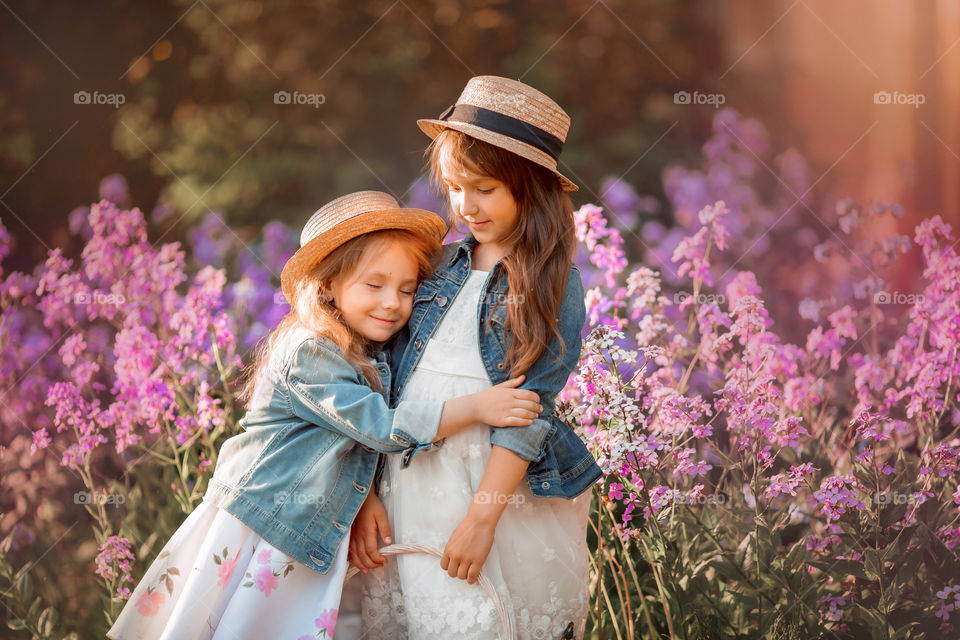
xmin=2 ymin=0 xmax=957 ymax=271
xmin=2 ymin=3 xmax=960 ymax=635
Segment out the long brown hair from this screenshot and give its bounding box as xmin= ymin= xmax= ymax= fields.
xmin=237 ymin=229 xmax=440 ymax=407
xmin=428 ymin=129 xmax=576 ymax=375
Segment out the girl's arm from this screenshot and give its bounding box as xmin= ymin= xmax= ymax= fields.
xmin=286 ymin=337 xmax=541 ymax=455
xmin=488 ymin=265 xmax=586 ymax=461
xmin=440 ymin=445 xmax=528 ymax=583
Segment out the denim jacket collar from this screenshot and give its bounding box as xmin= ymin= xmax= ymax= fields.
xmin=448 ymin=235 xmax=477 ymax=268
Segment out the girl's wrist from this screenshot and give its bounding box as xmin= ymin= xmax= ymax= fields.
xmin=466 ymin=495 xmax=504 ymax=527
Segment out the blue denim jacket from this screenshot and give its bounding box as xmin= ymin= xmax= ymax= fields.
xmin=391 ymin=236 xmax=602 ymax=499
xmin=204 ymin=325 xmax=441 ymax=574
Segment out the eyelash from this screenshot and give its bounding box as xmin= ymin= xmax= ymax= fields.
xmin=446 ymin=185 xmax=494 ymax=194
xmin=367 ymin=283 xmax=415 ymax=296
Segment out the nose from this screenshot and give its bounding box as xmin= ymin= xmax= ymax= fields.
xmin=458 ymin=192 xmax=479 ymax=218
xmin=381 ymin=287 xmax=400 ymax=310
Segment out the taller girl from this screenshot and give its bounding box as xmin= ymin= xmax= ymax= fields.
xmin=356 ymin=76 xmax=601 ymax=639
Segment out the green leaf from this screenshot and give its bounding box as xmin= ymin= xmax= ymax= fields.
xmin=37 ymin=606 xmax=57 ymax=636
xmin=213 ymin=554 xmax=221 ymax=565
xmin=856 ymin=604 xmax=889 ymax=638
xmin=14 ymin=568 xmax=32 ymax=602
xmin=165 ymin=575 xmax=174 ymax=595
xmin=891 ymin=621 xmax=918 ymax=639
xmin=7 ymin=618 xmax=27 ymax=631
xmin=878 ymin=502 xmax=908 ymax=528
xmin=864 ymin=548 xmax=881 ymax=581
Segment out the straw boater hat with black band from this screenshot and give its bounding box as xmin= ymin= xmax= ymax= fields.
xmin=417 ymin=75 xmax=578 ymax=192
xmin=280 ymin=191 xmax=447 ymax=302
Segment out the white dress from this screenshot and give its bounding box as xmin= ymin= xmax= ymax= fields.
xmin=107 ymin=488 xmax=353 ymax=640
xmin=358 ymin=270 xmax=592 ymax=640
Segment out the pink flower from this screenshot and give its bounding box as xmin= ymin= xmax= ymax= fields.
xmin=257 ymin=548 xmax=272 ymax=564
xmin=254 ymin=566 xmax=278 ymax=597
xmin=135 ymin=590 xmax=165 ymax=616
xmin=218 ymin=548 xmax=241 ymax=587
xmin=315 ymin=608 xmax=338 ymax=632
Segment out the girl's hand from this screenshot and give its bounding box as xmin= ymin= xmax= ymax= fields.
xmin=476 ymin=375 xmax=541 ymax=427
xmin=440 ymin=513 xmax=496 ymax=584
xmin=348 ymin=492 xmax=392 ymax=573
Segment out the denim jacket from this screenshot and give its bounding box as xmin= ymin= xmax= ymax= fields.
xmin=204 ymin=325 xmax=441 ymax=574
xmin=390 ymin=236 xmax=602 ymax=499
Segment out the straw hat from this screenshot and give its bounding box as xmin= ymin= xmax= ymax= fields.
xmin=280 ymin=191 xmax=447 ymax=302
xmin=418 ymin=75 xmax=578 ymax=192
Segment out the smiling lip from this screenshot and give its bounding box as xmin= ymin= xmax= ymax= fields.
xmin=469 ymin=220 xmax=490 ymax=228
xmin=371 ymin=316 xmax=397 ymax=324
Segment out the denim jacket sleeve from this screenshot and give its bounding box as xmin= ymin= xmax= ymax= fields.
xmin=284 ymin=337 xmax=442 ymax=454
xmin=489 ymin=266 xmax=586 ymax=461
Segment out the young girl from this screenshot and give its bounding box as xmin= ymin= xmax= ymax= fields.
xmin=353 ymin=77 xmax=603 ymax=639
xmin=106 ymin=190 xmax=543 ymax=640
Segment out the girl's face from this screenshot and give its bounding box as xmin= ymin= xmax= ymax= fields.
xmin=440 ymin=160 xmax=519 ymax=251
xmin=329 ymin=241 xmax=418 ymax=343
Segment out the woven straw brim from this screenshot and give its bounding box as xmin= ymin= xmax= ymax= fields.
xmin=280 ymin=208 xmax=447 ymax=302
xmin=417 ymin=119 xmax=578 ymax=192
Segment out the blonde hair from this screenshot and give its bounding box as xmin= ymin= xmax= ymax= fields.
xmin=237 ymin=229 xmax=440 ymax=406
xmin=428 ymin=129 xmax=576 ymax=375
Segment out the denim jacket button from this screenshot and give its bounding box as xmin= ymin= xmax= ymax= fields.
xmin=496 ymin=362 xmax=505 ymax=370
xmin=415 ymin=339 xmax=423 ymax=350
xmin=541 ymin=481 xmax=550 ymax=490
xmin=437 ymin=295 xmax=448 ymax=307
xmin=352 ymin=481 xmax=367 ymax=493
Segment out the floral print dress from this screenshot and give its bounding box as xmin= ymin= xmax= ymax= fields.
xmin=107 ymin=500 xmax=349 ymax=640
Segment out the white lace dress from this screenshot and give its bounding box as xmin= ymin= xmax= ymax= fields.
xmin=358 ymin=270 xmax=592 ymax=640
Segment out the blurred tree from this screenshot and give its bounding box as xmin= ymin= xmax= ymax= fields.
xmin=1 ymin=0 xmax=723 ymax=264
